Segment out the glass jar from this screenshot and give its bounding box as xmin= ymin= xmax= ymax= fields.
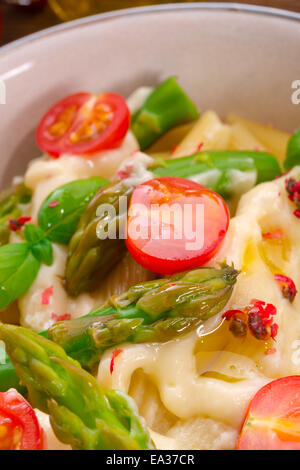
xmin=48 ymin=1 xmax=194 ymax=22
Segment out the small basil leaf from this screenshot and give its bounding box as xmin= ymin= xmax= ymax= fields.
xmin=24 ymin=223 xmax=45 ymax=244
xmin=24 ymin=224 xmax=53 ymax=266
xmin=38 ymin=177 xmax=109 ymax=245
xmin=0 ymin=243 xmax=40 ymax=310
xmin=284 ymin=129 xmax=300 ymax=170
xmin=31 ymin=239 xmax=53 ymax=266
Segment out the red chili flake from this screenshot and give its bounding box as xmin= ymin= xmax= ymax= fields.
xmin=18 ymin=216 xmax=32 ymax=225
xmin=222 ymin=309 xmax=243 ymax=320
xmin=9 ymin=216 xmax=31 ymax=232
xmin=48 ymin=200 xmax=59 ymax=208
xmin=110 ymin=349 xmax=123 ymax=375
xmin=253 ymin=146 xmax=271 ymax=153
xmin=51 ymin=313 xmax=71 ymax=322
xmin=271 ymin=323 xmax=279 ymax=338
xmin=285 ymin=178 xmax=300 ymax=216
xmin=250 ymin=299 xmax=265 ymax=308
xmin=41 ymin=286 xmax=54 ymax=305
xmin=286 ymin=178 xmax=300 ymax=195
xmin=171 ymin=145 xmax=178 ymax=154
xmin=117 ymin=164 xmax=133 ymax=180
xmin=265 ymin=347 xmax=276 ymax=355
xmin=196 ymin=142 xmax=204 ymax=152
xmin=230 ymin=312 xmax=248 ymax=338
xmin=274 ymin=274 xmax=297 ymax=302
xmin=248 ymin=301 xmax=278 ymax=341
xmin=293 ymin=209 xmax=300 ymax=219
xmin=223 ymin=300 xmax=278 ymax=341
xmin=262 ymin=228 xmax=285 ymax=240
xmin=117 ymin=170 xmax=129 ymax=180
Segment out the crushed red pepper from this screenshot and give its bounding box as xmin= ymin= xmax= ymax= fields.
xmin=248 ymin=301 xmax=278 ymax=341
xmin=51 ymin=313 xmax=71 ymax=322
xmin=262 ymin=228 xmax=285 ymax=240
xmin=110 ymin=349 xmax=123 ymax=375
xmin=117 ymin=164 xmax=133 ymax=180
xmin=41 ymin=286 xmax=54 ymax=305
xmin=9 ymin=216 xmax=31 ymax=232
xmin=274 ymin=274 xmax=297 ymax=302
xmin=294 ymin=209 xmax=300 ymax=219
xmin=285 ymin=178 xmax=300 ymax=218
xmin=48 ymin=200 xmax=60 ymax=208
xmin=222 ymin=300 xmax=278 ymax=341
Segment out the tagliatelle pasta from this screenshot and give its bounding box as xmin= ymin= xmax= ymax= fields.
xmin=227 ymin=113 xmax=290 ymax=162
xmin=171 ymin=111 xmax=232 ymax=158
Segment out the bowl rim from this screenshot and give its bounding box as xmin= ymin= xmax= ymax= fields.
xmin=1 ymin=2 xmax=300 ymax=56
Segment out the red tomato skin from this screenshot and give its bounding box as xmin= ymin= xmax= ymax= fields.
xmin=126 ymin=177 xmax=229 ymax=275
xmin=36 ymin=92 xmax=130 ymax=158
xmin=62 ymin=93 xmax=130 ymax=156
xmin=237 ymin=376 xmax=300 ymax=450
xmin=0 ymin=389 xmax=45 ymax=450
xmin=36 ymin=92 xmax=91 ymax=158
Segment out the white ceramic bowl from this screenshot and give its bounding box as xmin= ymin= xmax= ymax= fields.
xmin=0 ymin=3 xmax=299 ymax=187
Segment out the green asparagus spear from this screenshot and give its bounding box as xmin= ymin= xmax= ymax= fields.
xmin=0 ymin=323 xmax=154 ymax=450
xmin=0 ymin=183 xmax=32 ymax=246
xmin=0 ymin=265 xmax=238 ymax=391
xmin=284 ymin=129 xmax=300 ymax=170
xmin=0 ymin=346 xmax=27 ymax=394
xmin=131 ymin=77 xmax=199 ymax=150
xmin=65 ymin=181 xmax=133 ymax=297
xmin=49 ymin=265 xmax=238 ymax=372
xmin=151 ymin=150 xmax=281 ymax=197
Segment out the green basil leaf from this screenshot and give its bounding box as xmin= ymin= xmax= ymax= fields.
xmin=24 ymin=224 xmax=53 ymax=266
xmin=32 ymin=239 xmax=53 ymax=266
xmin=38 ymin=177 xmax=109 ymax=245
xmin=0 ymin=243 xmax=40 ymax=310
xmin=24 ymin=223 xmax=45 ymax=244
xmin=284 ymin=129 xmax=300 ymax=170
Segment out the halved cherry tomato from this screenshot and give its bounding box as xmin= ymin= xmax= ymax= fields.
xmin=126 ymin=177 xmax=229 ymax=274
xmin=36 ymin=92 xmax=130 ymax=158
xmin=0 ymin=389 xmax=45 ymax=450
xmin=238 ymin=376 xmax=300 ymax=450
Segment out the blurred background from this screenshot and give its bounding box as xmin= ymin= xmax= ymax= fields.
xmin=0 ymin=1 xmax=299 ymax=46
